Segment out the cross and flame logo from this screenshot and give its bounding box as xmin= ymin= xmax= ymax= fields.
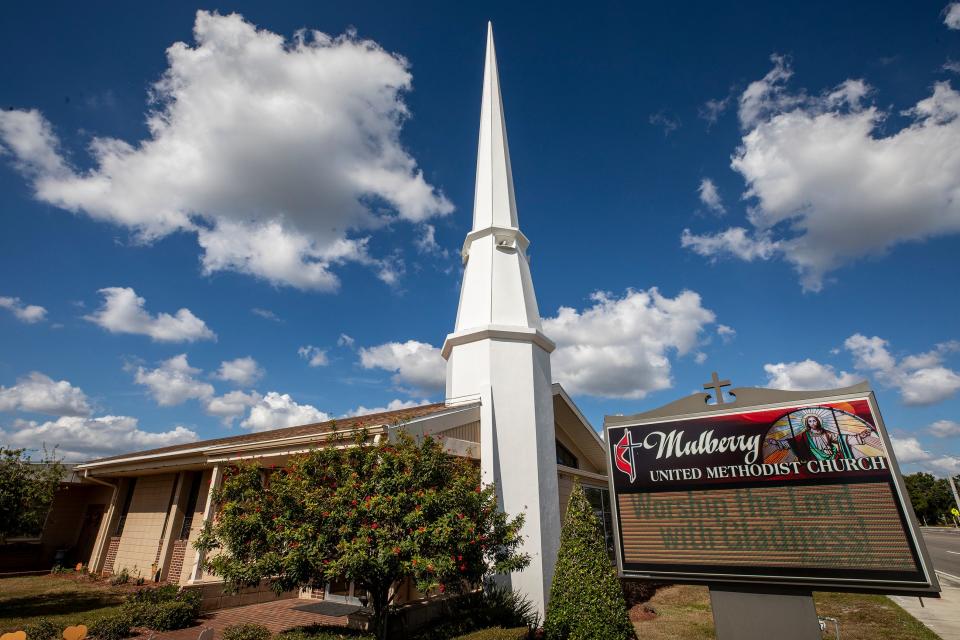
xmin=614 ymin=429 xmax=637 ymax=483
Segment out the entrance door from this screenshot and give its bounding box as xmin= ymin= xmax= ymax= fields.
xmin=71 ymin=504 xmax=105 ymax=566
xmin=324 ymin=577 xmax=361 ymax=605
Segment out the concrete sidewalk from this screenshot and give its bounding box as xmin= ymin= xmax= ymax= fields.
xmin=891 ymin=573 xmax=960 ymax=640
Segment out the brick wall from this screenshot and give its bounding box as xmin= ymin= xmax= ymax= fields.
xmin=102 ymin=536 xmax=121 ymax=576
xmin=167 ymin=539 xmax=187 ymax=584
xmin=112 ymin=474 xmax=176 ymax=580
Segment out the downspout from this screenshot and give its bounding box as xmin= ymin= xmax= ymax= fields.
xmin=83 ymin=471 xmax=118 ymax=572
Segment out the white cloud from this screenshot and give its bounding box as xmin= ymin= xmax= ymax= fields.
xmin=0 ymin=12 xmax=452 ymax=292
xmin=543 ymin=288 xmax=716 ymax=399
xmin=945 ymin=60 xmax=960 ymax=74
xmin=684 ymin=54 xmax=960 ymax=291
xmin=699 ymin=97 xmax=730 ymax=126
xmin=414 ymin=223 xmax=448 ymax=257
xmin=763 ymin=359 xmax=860 ymax=391
xmin=945 ymin=3 xmax=960 ymax=29
xmin=298 ymin=345 xmax=329 ymax=367
xmin=845 ymin=334 xmax=960 ymax=405
xmin=681 ymin=227 xmax=781 ymax=261
xmin=0 ymin=296 xmax=47 ymax=324
xmin=251 ymin=307 xmax=282 ymax=323
xmin=345 ymin=398 xmax=424 ymax=417
xmin=890 ymin=436 xmax=933 ymax=464
xmin=717 ymin=324 xmax=736 ymax=342
xmin=649 ymin=111 xmax=681 ymax=135
xmin=338 ymin=333 xmax=355 ymax=348
xmin=134 ymin=354 xmax=214 ymax=406
xmin=697 ymin=178 xmax=725 ymax=214
xmin=240 ymin=391 xmax=329 ymax=432
xmin=890 ymin=434 xmax=960 ymax=476
xmin=359 ymin=340 xmax=445 ymax=395
xmin=0 ymin=415 xmax=196 ymax=461
xmin=929 ymin=419 xmax=960 ymax=437
xmin=929 ymin=455 xmax=960 ymax=475
xmin=214 ymin=356 xmax=263 ymax=386
xmin=85 ymin=287 xmax=215 ymax=343
xmin=205 ymin=390 xmax=262 ymax=425
xmin=0 ymin=372 xmax=92 ymax=416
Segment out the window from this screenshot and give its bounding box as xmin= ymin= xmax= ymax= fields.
xmin=583 ymin=485 xmax=615 ymax=562
xmin=179 ymin=472 xmax=203 ymax=540
xmin=115 ymin=478 xmax=137 ymax=536
xmin=556 ymin=440 xmax=578 ymax=469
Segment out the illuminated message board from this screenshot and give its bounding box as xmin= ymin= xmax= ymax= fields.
xmin=605 ymin=390 xmax=939 ymax=593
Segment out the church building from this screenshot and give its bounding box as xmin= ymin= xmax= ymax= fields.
xmin=71 ymin=24 xmax=609 ymax=618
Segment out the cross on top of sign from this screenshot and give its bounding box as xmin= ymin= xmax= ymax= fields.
xmin=703 ymin=371 xmax=732 ymax=404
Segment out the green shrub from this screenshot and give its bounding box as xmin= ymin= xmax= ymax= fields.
xmin=275 ymin=625 xmax=374 ymax=640
xmin=147 ymin=600 xmax=200 ymax=631
xmin=543 ymin=480 xmax=635 ymax=640
xmin=121 ymin=585 xmax=201 ymax=631
xmin=222 ymin=623 xmax=271 ymax=640
xmin=406 ymin=585 xmax=535 ymax=640
xmin=88 ymin=613 xmax=133 ymax=640
xmin=24 ymin=618 xmax=62 ymax=640
xmin=451 ymin=628 xmax=529 ymax=640
xmin=109 ymin=568 xmax=130 ymax=586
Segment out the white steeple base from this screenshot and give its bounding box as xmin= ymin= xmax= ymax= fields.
xmin=446 ymin=336 xmax=561 ymax=618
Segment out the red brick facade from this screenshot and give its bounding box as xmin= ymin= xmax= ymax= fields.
xmin=101 ymin=535 xmax=121 ymax=576
xmin=167 ymin=539 xmax=187 ymax=584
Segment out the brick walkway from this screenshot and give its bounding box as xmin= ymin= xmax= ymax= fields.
xmin=145 ymin=599 xmax=356 ymax=640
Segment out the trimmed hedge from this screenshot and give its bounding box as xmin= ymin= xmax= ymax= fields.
xmin=451 ymin=628 xmax=529 ymax=640
xmin=275 ymin=626 xmax=374 ymax=640
xmin=24 ymin=619 xmax=61 ymax=640
xmin=222 ymin=623 xmax=271 ymax=640
xmin=120 ymin=585 xmax=201 ymax=632
xmin=88 ymin=614 xmax=132 ymax=640
xmin=543 ymin=480 xmax=635 ymax=640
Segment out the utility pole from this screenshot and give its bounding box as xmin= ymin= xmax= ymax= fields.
xmin=949 ymin=475 xmax=960 ymax=528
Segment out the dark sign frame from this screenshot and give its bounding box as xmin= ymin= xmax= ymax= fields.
xmin=603 ymin=383 xmax=940 ymax=595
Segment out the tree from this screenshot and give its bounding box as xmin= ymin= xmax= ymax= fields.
xmin=544 ymin=480 xmax=634 ymax=640
xmin=904 ymin=472 xmax=955 ymax=525
xmin=195 ymin=431 xmax=529 ymax=639
xmin=0 ymin=446 xmax=64 ymax=543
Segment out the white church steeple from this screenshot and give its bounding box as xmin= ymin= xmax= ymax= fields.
xmin=442 ymin=22 xmax=561 ymax=618
xmin=444 ymin=22 xmax=552 ymax=351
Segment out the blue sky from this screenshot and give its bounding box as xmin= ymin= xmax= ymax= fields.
xmin=1 ymin=0 xmax=959 ymax=474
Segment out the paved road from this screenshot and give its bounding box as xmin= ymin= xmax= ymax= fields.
xmin=922 ymin=527 xmax=960 ymax=580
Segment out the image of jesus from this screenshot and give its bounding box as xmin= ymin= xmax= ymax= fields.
xmin=767 ymin=414 xmax=871 ymax=462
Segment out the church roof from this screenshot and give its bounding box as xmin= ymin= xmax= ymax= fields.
xmin=78 ymin=401 xmax=450 ymax=467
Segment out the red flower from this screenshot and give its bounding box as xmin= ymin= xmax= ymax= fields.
xmin=439 ymin=584 xmax=446 ymax=593
xmin=371 ymin=523 xmax=379 ymax=529
xmin=393 ymin=546 xmax=401 ymax=554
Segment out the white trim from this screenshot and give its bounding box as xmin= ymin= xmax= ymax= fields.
xmin=460 ymin=226 xmax=530 ymax=262
xmin=557 ymin=465 xmax=608 ymax=483
xmin=442 ymin=325 xmax=556 ymax=359
xmin=188 ymin=465 xmax=221 ymax=584
xmin=77 ymin=403 xmax=480 ymax=471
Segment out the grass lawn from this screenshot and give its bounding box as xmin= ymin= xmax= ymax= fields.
xmin=634 ymin=585 xmax=941 ymax=640
xmin=0 ymin=574 xmax=128 ymax=632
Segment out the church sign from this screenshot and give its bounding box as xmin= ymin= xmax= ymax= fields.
xmin=604 ymin=383 xmax=940 ymax=594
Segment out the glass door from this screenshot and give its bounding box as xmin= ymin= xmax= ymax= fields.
xmin=324 ymin=577 xmax=361 ymax=605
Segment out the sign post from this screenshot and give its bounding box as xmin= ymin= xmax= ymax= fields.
xmin=604 ymin=381 xmax=940 ymax=640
